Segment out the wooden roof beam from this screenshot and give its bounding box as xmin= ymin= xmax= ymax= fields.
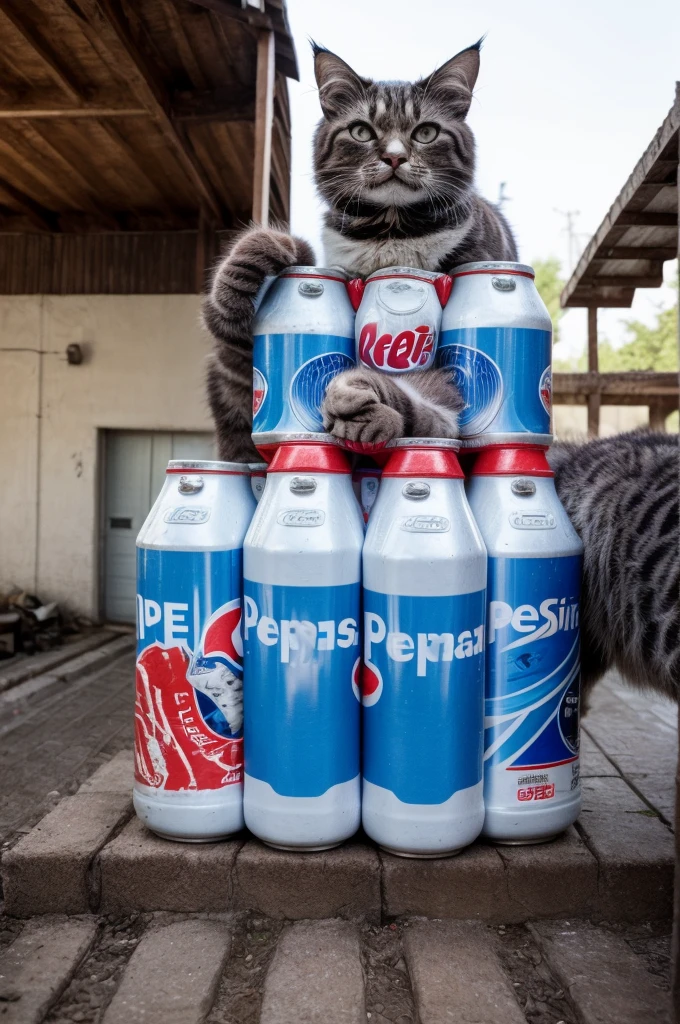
xmin=0 ymin=176 xmax=57 ymax=231
xmin=0 ymin=105 xmax=147 ymax=119
xmin=585 ymin=273 xmax=664 ymax=288
xmin=75 ymin=0 xmax=225 ymax=222
xmin=617 ymin=211 xmax=677 ymax=227
xmin=0 ymin=1 xmax=83 ymax=104
xmin=592 ymin=246 xmax=678 ymax=260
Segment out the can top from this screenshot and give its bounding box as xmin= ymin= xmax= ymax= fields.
xmin=166 ymin=460 xmax=249 ymax=475
xmin=278 ymin=265 xmax=348 ymax=283
xmin=268 ymin=442 xmax=351 ymax=475
xmin=451 ymin=261 xmax=535 ymax=278
xmin=365 ymin=265 xmax=442 ymax=284
xmin=469 ymin=446 xmax=553 ymax=477
xmin=383 ymin=445 xmax=464 ymax=479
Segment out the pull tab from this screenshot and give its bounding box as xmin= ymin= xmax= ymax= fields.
xmin=433 ymin=273 xmax=453 ymax=307
xmin=298 ymin=280 xmax=324 ymax=297
xmin=402 ymin=481 xmax=430 ymax=500
xmin=289 ymin=476 xmax=317 ymax=495
xmin=346 ymin=278 xmax=366 ymax=312
xmin=178 ymin=475 xmax=204 ymax=494
xmin=492 ymin=275 xmax=516 ymax=292
xmin=511 ymin=478 xmax=536 ymax=496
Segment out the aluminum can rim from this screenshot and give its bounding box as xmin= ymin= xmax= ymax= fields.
xmin=386 ymin=437 xmax=461 ymax=451
xmin=365 ymin=265 xmax=442 ymax=283
xmin=278 ymin=265 xmax=348 ymax=282
xmin=451 ymin=261 xmax=535 ymax=277
xmin=166 ymin=459 xmax=249 ymax=474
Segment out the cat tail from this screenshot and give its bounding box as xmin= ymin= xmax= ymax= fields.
xmin=202 ymin=226 xmax=316 ymax=463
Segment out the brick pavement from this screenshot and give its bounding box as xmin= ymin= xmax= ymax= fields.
xmin=0 ymin=655 xmax=675 ymax=1021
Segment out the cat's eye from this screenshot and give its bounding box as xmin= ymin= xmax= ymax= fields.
xmin=412 ymin=123 xmax=439 ymax=144
xmin=349 ymin=122 xmax=376 ymax=142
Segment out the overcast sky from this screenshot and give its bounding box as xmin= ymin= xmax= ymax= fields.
xmin=285 ymin=0 xmax=679 ymax=357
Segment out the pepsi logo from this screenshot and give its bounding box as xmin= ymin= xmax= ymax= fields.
xmin=351 ymin=657 xmax=361 ymax=701
xmin=539 ymin=366 xmax=552 ymax=414
xmin=359 ymin=321 xmax=435 ymax=373
xmin=361 ymin=658 xmax=383 ymax=707
xmin=253 ymin=367 xmax=267 ymax=415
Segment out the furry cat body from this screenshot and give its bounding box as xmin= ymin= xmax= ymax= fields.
xmin=550 ymin=431 xmax=679 ymax=706
xmin=203 ymin=40 xmax=515 ymax=459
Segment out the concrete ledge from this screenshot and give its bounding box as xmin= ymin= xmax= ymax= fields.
xmin=381 ymin=842 xmax=510 ymax=921
xmin=233 ymin=839 xmax=382 ymax=922
xmin=0 ymin=630 xmax=120 ymax=693
xmin=99 ymin=817 xmax=242 ymax=913
xmin=2 ymin=791 xmax=132 ymax=916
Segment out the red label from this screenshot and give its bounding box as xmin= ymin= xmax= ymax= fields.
xmin=517 ymin=783 xmax=555 ymax=802
xmin=135 ymin=644 xmax=242 ymax=791
xmin=253 ymin=389 xmax=265 ymax=415
xmin=359 ymin=321 xmax=435 ymax=372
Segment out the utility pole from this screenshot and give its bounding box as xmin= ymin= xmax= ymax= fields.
xmin=497 ymin=182 xmax=511 ymax=212
xmin=553 ymin=208 xmax=581 ymax=274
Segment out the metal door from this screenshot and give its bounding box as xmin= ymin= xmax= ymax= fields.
xmin=103 ymin=431 xmax=214 ymax=622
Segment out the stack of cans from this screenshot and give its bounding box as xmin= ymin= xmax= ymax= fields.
xmin=132 ymin=260 xmax=583 ymax=855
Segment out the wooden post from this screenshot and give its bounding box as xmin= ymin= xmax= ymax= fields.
xmin=648 ymin=399 xmax=668 ymax=432
xmin=587 ymin=306 xmax=600 ymax=437
xmin=252 ymin=29 xmax=275 ymax=225
xmin=195 ymin=211 xmax=212 ymax=294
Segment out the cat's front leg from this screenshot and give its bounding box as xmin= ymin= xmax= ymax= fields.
xmin=322 ymin=367 xmax=463 ymax=446
xmin=203 ymin=226 xmax=315 ymax=463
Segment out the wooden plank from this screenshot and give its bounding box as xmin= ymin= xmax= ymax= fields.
xmin=0 ymin=176 xmax=56 ymax=231
xmin=617 ymin=211 xmax=677 ymax=227
xmin=173 ymin=87 xmax=255 ymax=123
xmin=184 ymin=0 xmax=273 ymax=33
xmin=594 ymin=246 xmax=677 ymax=260
xmin=0 ymin=1 xmax=83 ymax=103
xmin=589 ymin=273 xmax=664 ymax=288
xmin=553 ymin=371 xmax=679 ymax=400
xmin=0 ymin=105 xmax=148 ymax=119
xmin=586 ymin=307 xmax=600 ymax=437
xmin=73 ymin=0 xmax=224 ymax=222
xmin=252 ymin=28 xmax=275 ymax=225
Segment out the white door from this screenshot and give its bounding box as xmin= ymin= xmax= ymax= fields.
xmin=103 ymin=430 xmax=215 ymax=623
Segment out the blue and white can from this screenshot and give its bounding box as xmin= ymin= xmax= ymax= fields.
xmin=252 ymin=267 xmax=355 ymax=459
xmin=466 ymin=447 xmax=583 ymax=843
xmin=361 ymin=439 xmax=488 ymax=857
xmin=243 ymin=441 xmax=364 ymax=850
xmin=135 ymin=461 xmax=256 ymax=842
xmin=438 ymin=262 xmax=553 ymax=449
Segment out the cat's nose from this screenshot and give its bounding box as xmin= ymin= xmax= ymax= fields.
xmin=380 ymin=152 xmax=407 ymax=170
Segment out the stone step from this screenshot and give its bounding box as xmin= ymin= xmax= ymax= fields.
xmin=1 ymin=749 xmax=673 ymax=923
xmin=0 ymin=630 xmax=122 ymax=694
xmin=0 ymin=914 xmax=671 ymax=1024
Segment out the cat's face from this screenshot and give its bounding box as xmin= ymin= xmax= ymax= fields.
xmin=313 ymin=43 xmax=480 ymax=213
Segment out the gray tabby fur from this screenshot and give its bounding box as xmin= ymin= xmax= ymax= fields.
xmin=549 ymin=431 xmax=679 ymax=707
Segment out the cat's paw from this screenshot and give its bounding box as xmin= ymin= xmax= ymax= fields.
xmin=220 ymin=227 xmax=315 ymax=294
xmin=322 ymin=369 xmax=405 ymax=447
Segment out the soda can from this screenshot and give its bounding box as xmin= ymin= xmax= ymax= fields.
xmin=438 ymin=262 xmax=552 ymax=448
xmin=252 ymin=267 xmax=355 ymax=458
xmin=466 ymin=446 xmax=583 ymax=843
xmin=243 ymin=441 xmax=364 ymax=850
xmin=351 ymin=464 xmax=382 ymax=525
xmin=134 ymin=460 xmax=256 ymax=841
xmin=350 ymin=266 xmax=452 ymax=374
xmin=249 ymin=462 xmax=268 ymax=503
xmin=361 ymin=439 xmax=488 ymax=857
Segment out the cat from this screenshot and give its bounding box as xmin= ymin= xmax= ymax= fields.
xmin=549 ymin=430 xmax=679 ymax=709
xmin=203 ymin=39 xmax=516 ymax=462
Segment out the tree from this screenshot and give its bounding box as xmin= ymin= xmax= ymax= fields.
xmin=554 ymin=278 xmax=678 ymax=373
xmin=532 ymin=257 xmax=566 ymax=345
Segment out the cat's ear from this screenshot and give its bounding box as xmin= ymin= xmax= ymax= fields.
xmin=420 ymin=38 xmax=483 ymax=118
xmin=312 ymin=43 xmax=369 ymax=119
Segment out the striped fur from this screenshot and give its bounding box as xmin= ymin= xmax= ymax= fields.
xmin=313 ymin=41 xmax=517 ymax=276
xmin=549 ymin=431 xmax=679 ymax=707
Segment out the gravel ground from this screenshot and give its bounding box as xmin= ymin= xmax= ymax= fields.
xmin=206 ymin=912 xmax=284 ymax=1024
xmin=495 ymin=924 xmax=578 ymax=1024
xmin=361 ymin=921 xmax=418 ymax=1024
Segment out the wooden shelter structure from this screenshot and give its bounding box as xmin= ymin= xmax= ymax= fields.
xmin=556 ymin=83 xmax=679 ymax=434
xmin=0 ymin=0 xmax=297 ymax=293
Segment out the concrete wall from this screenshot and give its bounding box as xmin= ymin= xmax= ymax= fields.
xmin=0 ymin=295 xmax=211 ymax=619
